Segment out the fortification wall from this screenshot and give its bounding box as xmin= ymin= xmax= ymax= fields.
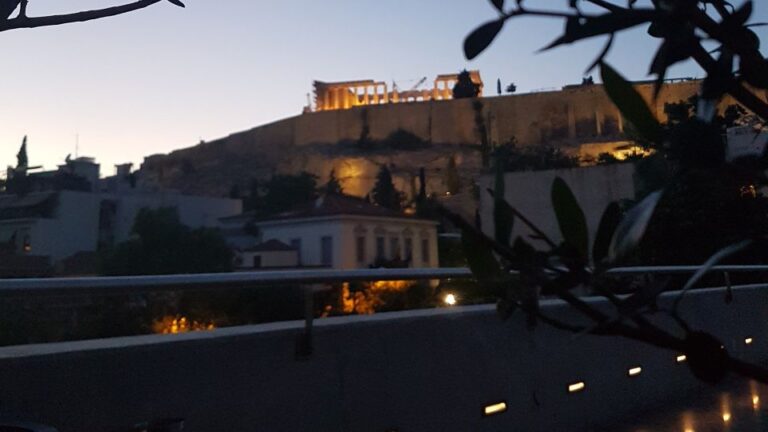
xmin=139 ymin=81 xmax=729 ymax=198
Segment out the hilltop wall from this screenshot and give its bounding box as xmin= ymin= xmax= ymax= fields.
xmin=139 ymin=81 xmax=724 ymax=199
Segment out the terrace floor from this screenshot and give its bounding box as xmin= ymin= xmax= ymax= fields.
xmin=605 ymin=378 xmax=768 ymax=432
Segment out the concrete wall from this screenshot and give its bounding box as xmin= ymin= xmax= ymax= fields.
xmin=0 ymin=285 xmax=766 ymax=432
xmin=479 ymin=164 xmax=637 ymax=257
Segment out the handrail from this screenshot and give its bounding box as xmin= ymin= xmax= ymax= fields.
xmin=0 ymin=266 xmax=766 ymax=296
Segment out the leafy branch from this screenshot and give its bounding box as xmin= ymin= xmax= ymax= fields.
xmin=0 ymin=0 xmax=185 ymax=32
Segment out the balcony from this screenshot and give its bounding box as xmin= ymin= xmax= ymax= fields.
xmin=0 ymin=267 xmax=766 ymax=431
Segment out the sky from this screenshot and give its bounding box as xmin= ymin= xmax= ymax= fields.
xmin=0 ymin=0 xmax=766 ymax=175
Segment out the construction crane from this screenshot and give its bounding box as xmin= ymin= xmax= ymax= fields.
xmin=392 ymin=76 xmax=428 ymax=93
xmin=408 ymin=76 xmax=428 ymax=91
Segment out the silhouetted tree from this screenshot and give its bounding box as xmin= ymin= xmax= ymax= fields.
xmin=325 ymin=169 xmax=343 ymax=195
xmin=102 ymin=207 xmax=232 ymax=276
xmin=261 ymin=172 xmax=318 ymax=214
xmin=228 ymin=184 xmax=241 ymax=199
xmin=371 ymin=165 xmax=402 ymax=211
xmin=496 ymin=78 xmax=502 ymax=95
xmin=505 ymin=83 xmax=517 ymax=94
xmin=16 ymin=135 xmax=27 ymax=172
xmin=452 ymin=70 xmax=480 ymax=99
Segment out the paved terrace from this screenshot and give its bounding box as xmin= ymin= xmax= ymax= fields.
xmin=0 ymin=268 xmax=766 ymax=432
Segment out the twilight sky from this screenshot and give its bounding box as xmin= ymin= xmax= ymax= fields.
xmin=1 ymin=0 xmax=766 ymax=175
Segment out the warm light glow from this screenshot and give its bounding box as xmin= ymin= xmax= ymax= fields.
xmin=444 ymin=293 xmax=457 ymax=306
xmin=483 ymin=402 xmax=507 ymax=416
xmin=745 ymin=337 xmax=754 ymax=345
xmin=676 ymin=355 xmax=687 ymax=363
xmin=153 ymin=315 xmax=215 ymax=334
xmin=628 ymin=366 xmax=642 ymax=377
xmin=568 ymin=382 xmax=585 ymax=393
xmin=340 ymin=280 xmax=414 ymax=315
xmin=722 ymin=412 xmax=732 ymax=423
xmin=753 ymin=395 xmax=760 ymax=409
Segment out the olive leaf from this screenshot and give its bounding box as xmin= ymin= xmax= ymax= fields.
xmin=601 ymin=62 xmax=663 ymax=143
xmin=461 ymin=228 xmax=503 ymax=282
xmin=608 ymin=190 xmax=663 ymax=262
xmin=464 ymin=19 xmax=505 ymax=60
xmin=551 ymin=177 xmax=589 ymax=260
xmin=592 ymin=202 xmax=621 ymax=265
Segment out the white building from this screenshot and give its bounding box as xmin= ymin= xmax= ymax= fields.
xmin=0 ymin=159 xmax=242 ymax=265
xmin=228 ymin=194 xmax=439 ymax=270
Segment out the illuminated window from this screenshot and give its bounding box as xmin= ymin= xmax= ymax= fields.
xmin=321 ymin=236 xmax=333 ymax=267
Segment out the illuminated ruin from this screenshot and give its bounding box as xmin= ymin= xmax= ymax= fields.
xmin=312 ymin=71 xmax=483 ymax=111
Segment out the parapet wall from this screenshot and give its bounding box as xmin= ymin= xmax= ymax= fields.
xmin=0 ymin=284 xmax=766 ymax=432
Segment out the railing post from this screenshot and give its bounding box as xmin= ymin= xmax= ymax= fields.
xmin=295 ymin=285 xmax=314 ymax=360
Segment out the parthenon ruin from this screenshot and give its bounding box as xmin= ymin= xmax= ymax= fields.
xmin=311 ymin=71 xmax=484 ymax=112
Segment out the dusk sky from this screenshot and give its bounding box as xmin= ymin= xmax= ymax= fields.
xmin=1 ymin=0 xmax=766 ymax=174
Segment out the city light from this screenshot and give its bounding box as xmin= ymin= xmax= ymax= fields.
xmin=753 ymin=395 xmax=760 ymax=410
xmin=444 ymin=293 xmax=457 ymax=306
xmin=483 ymin=402 xmax=507 ymax=416
xmin=722 ymin=412 xmax=731 ymax=423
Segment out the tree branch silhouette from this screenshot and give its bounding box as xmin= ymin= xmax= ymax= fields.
xmin=0 ymin=0 xmax=184 ymax=32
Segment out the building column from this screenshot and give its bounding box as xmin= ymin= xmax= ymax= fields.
xmin=595 ymin=110 xmax=603 ymax=136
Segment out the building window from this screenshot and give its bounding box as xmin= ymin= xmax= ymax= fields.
xmin=290 ymin=239 xmax=302 ymax=265
xmin=421 ymin=238 xmax=430 ymax=264
xmin=356 ymin=236 xmax=366 ymax=263
xmin=376 ymin=236 xmax=385 ymax=260
xmin=253 ymin=255 xmax=262 ymax=268
xmin=22 ymin=235 xmax=31 ymax=253
xmin=390 ymin=237 xmax=400 ymax=260
xmin=321 ymin=236 xmax=333 ymax=267
xmin=404 ymin=238 xmax=413 ymax=262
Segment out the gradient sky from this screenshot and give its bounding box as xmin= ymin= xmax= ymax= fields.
xmin=1 ymin=0 xmax=766 ymax=175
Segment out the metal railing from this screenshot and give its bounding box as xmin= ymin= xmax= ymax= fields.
xmin=1 ymin=265 xmax=767 ymax=358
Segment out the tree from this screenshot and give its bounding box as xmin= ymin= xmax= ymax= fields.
xmin=261 ymin=172 xmax=318 ymax=214
xmin=16 ymin=135 xmax=27 ymax=172
xmin=371 ymin=165 xmax=402 ymax=211
xmin=102 ymin=207 xmax=232 ymax=276
xmin=496 ymin=78 xmax=502 ymax=95
xmin=452 ymin=70 xmax=480 ymax=99
xmin=325 ymin=169 xmax=343 ymax=195
xmin=505 ymin=83 xmax=517 ymax=94
xmin=0 ymin=0 xmax=184 ymax=33
xmin=458 ymin=0 xmax=768 ymax=386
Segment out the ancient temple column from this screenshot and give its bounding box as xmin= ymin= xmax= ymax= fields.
xmin=382 ymin=83 xmax=389 ymax=103
xmin=595 ymin=110 xmax=603 ymax=136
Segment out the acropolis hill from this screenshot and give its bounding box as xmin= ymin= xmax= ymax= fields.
xmin=138 ymin=74 xmax=733 ymax=199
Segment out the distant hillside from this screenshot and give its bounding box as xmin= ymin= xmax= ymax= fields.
xmin=138 ymin=80 xmax=725 ymax=200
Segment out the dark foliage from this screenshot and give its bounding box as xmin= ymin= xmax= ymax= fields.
xmin=371 ymin=165 xmax=403 ymax=211
xmin=452 ymin=69 xmax=481 ymax=99
xmin=102 ymin=207 xmax=232 ymax=276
